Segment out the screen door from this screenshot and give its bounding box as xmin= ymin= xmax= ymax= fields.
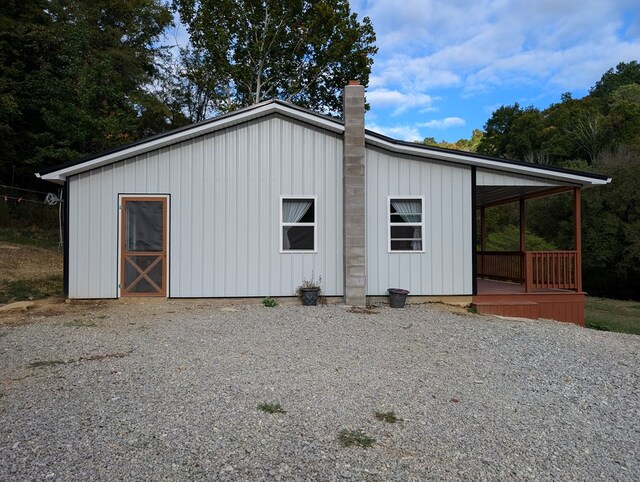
xmin=120 ymin=197 xmax=167 ymax=296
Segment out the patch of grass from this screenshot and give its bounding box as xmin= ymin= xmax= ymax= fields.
xmin=467 ymin=305 xmax=478 ymax=314
xmin=585 ymin=297 xmax=640 ymax=336
xmin=0 ymin=275 xmax=63 ymax=304
xmin=261 ymin=297 xmax=278 ymax=307
xmin=64 ymin=319 xmax=97 ymax=327
xmin=338 ymin=429 xmax=375 ymax=448
xmin=257 ymin=402 xmax=286 ymax=414
xmin=374 ymin=411 xmax=400 ymax=423
xmin=0 ymin=227 xmax=60 ymax=249
xmin=29 ymin=351 xmax=130 ymax=369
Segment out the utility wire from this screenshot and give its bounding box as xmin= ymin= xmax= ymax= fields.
xmin=0 ymin=184 xmax=51 ymax=195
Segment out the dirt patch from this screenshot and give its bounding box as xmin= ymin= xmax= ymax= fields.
xmin=0 ymin=298 xmax=112 ymax=326
xmin=0 ymin=242 xmax=62 ymax=282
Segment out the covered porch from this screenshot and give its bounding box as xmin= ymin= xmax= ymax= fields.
xmin=472 ymin=177 xmax=585 ymax=325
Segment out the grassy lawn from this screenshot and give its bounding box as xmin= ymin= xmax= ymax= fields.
xmin=0 ymin=227 xmax=60 ymax=249
xmin=0 ymin=275 xmax=63 ymax=304
xmin=585 ymin=297 xmax=640 ymax=335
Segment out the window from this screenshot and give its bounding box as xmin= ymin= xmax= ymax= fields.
xmin=389 ymin=197 xmax=424 ymax=252
xmin=281 ymin=196 xmax=316 ymax=252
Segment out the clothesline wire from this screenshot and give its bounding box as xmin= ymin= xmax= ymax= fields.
xmin=0 ymin=184 xmax=54 ymax=195
xmin=1 ymin=193 xmax=53 ymax=205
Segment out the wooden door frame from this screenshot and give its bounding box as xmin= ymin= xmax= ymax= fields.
xmin=118 ymin=194 xmax=170 ymax=298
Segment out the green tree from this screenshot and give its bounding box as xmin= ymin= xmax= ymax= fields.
xmin=0 ymin=0 xmax=176 ymax=185
xmin=174 ymin=0 xmax=377 ymax=119
xmin=476 ymin=103 xmax=524 ymax=157
xmin=420 ymin=129 xmax=483 ymax=152
xmin=590 ymin=61 xmax=640 ymax=98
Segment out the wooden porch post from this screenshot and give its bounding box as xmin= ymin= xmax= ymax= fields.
xmin=520 ymin=198 xmax=529 ymax=292
xmin=519 ymin=198 xmax=526 ymax=251
xmin=480 ymin=207 xmax=486 ymax=251
xmin=574 ymin=188 xmax=582 ymax=292
xmin=480 ymin=207 xmax=486 ymax=279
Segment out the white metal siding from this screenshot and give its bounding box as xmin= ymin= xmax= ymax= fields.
xmin=366 ymin=147 xmax=473 ymax=295
xmin=68 ymin=116 xmax=343 ymax=298
xmin=477 ymin=168 xmax=566 ymax=186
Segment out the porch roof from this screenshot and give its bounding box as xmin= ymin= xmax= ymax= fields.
xmin=476 ymin=185 xmax=576 ymax=208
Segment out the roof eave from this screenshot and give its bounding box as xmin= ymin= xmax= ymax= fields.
xmin=364 ymin=132 xmax=611 ymax=188
xmin=37 ymin=101 xmax=344 ymax=182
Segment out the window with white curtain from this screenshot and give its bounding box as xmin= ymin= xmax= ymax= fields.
xmin=281 ymin=196 xmax=316 ymax=252
xmin=389 ymin=197 xmax=424 ymax=252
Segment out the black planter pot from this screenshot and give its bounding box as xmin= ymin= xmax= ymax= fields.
xmin=300 ymin=287 xmax=321 ymax=306
xmin=388 ymin=288 xmax=410 ymax=308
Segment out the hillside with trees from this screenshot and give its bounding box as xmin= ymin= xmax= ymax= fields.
xmin=423 ymin=61 xmax=640 ymax=300
xmin=1 ymin=1 xmax=638 ymax=301
xmin=0 ymin=0 xmax=376 ymax=186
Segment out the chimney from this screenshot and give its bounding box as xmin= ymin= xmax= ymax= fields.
xmin=343 ymin=81 xmax=366 ymax=306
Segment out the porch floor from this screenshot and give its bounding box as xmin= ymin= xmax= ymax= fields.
xmin=476 ymin=278 xmax=575 ymax=294
xmin=473 ymin=279 xmax=584 ymax=326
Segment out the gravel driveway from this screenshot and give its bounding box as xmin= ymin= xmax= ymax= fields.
xmin=1 ymin=302 xmax=639 ymax=480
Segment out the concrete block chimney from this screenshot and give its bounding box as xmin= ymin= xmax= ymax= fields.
xmin=343 ymin=80 xmax=366 ymax=306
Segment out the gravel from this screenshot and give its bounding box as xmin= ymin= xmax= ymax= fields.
xmin=1 ymin=302 xmax=639 ymax=480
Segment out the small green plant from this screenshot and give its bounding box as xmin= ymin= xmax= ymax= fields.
xmin=337 ymin=429 xmax=375 ymax=448
xmin=467 ymin=305 xmax=478 ymax=314
xmin=257 ymin=402 xmax=287 ymax=414
xmin=261 ymin=297 xmax=278 ymax=307
xmin=374 ymin=411 xmax=399 ymax=423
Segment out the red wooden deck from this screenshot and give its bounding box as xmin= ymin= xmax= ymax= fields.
xmin=474 ymin=188 xmax=585 ymax=326
xmin=473 ymin=279 xmax=585 ymax=326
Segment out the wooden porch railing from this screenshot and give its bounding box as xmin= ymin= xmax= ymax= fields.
xmin=477 ymin=251 xmax=578 ymax=291
xmin=477 ymin=251 xmax=523 ymax=282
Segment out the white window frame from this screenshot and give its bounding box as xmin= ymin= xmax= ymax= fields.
xmin=280 ymin=195 xmax=317 ymax=253
xmin=388 ymin=195 xmax=425 ymax=253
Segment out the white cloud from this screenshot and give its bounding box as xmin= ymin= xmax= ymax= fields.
xmin=354 ymin=0 xmax=640 ymax=100
xmin=366 ymin=121 xmax=423 ymax=142
xmin=418 ymin=117 xmax=465 ymax=129
xmin=366 ymin=89 xmax=436 ymax=115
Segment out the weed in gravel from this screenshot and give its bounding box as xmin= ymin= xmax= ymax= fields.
xmin=29 ymin=352 xmax=130 ymax=369
xmin=338 ymin=429 xmax=375 ymax=448
xmin=261 ymin=297 xmax=278 ymax=307
xmin=375 ymin=410 xmax=400 ymax=423
xmin=64 ymin=319 xmax=97 ymax=327
xmin=257 ymin=402 xmax=287 ymax=414
xmin=468 ymin=306 xmax=478 ymax=314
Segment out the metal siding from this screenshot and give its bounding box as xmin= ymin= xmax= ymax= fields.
xmin=67 ymin=116 xmax=343 ymax=298
xmin=366 ymin=147 xmax=472 ymax=295
xmin=476 ymin=168 xmax=566 ymax=186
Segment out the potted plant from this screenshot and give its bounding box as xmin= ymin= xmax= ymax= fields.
xmin=297 ymin=273 xmax=322 ymax=306
xmin=387 ymin=288 xmax=410 ymax=308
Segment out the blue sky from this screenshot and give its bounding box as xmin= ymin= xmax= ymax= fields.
xmin=167 ymin=0 xmax=640 ymax=143
xmin=351 ymin=0 xmax=640 ymax=142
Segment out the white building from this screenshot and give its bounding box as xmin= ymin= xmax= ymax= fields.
xmin=37 ymin=83 xmax=609 ymax=324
